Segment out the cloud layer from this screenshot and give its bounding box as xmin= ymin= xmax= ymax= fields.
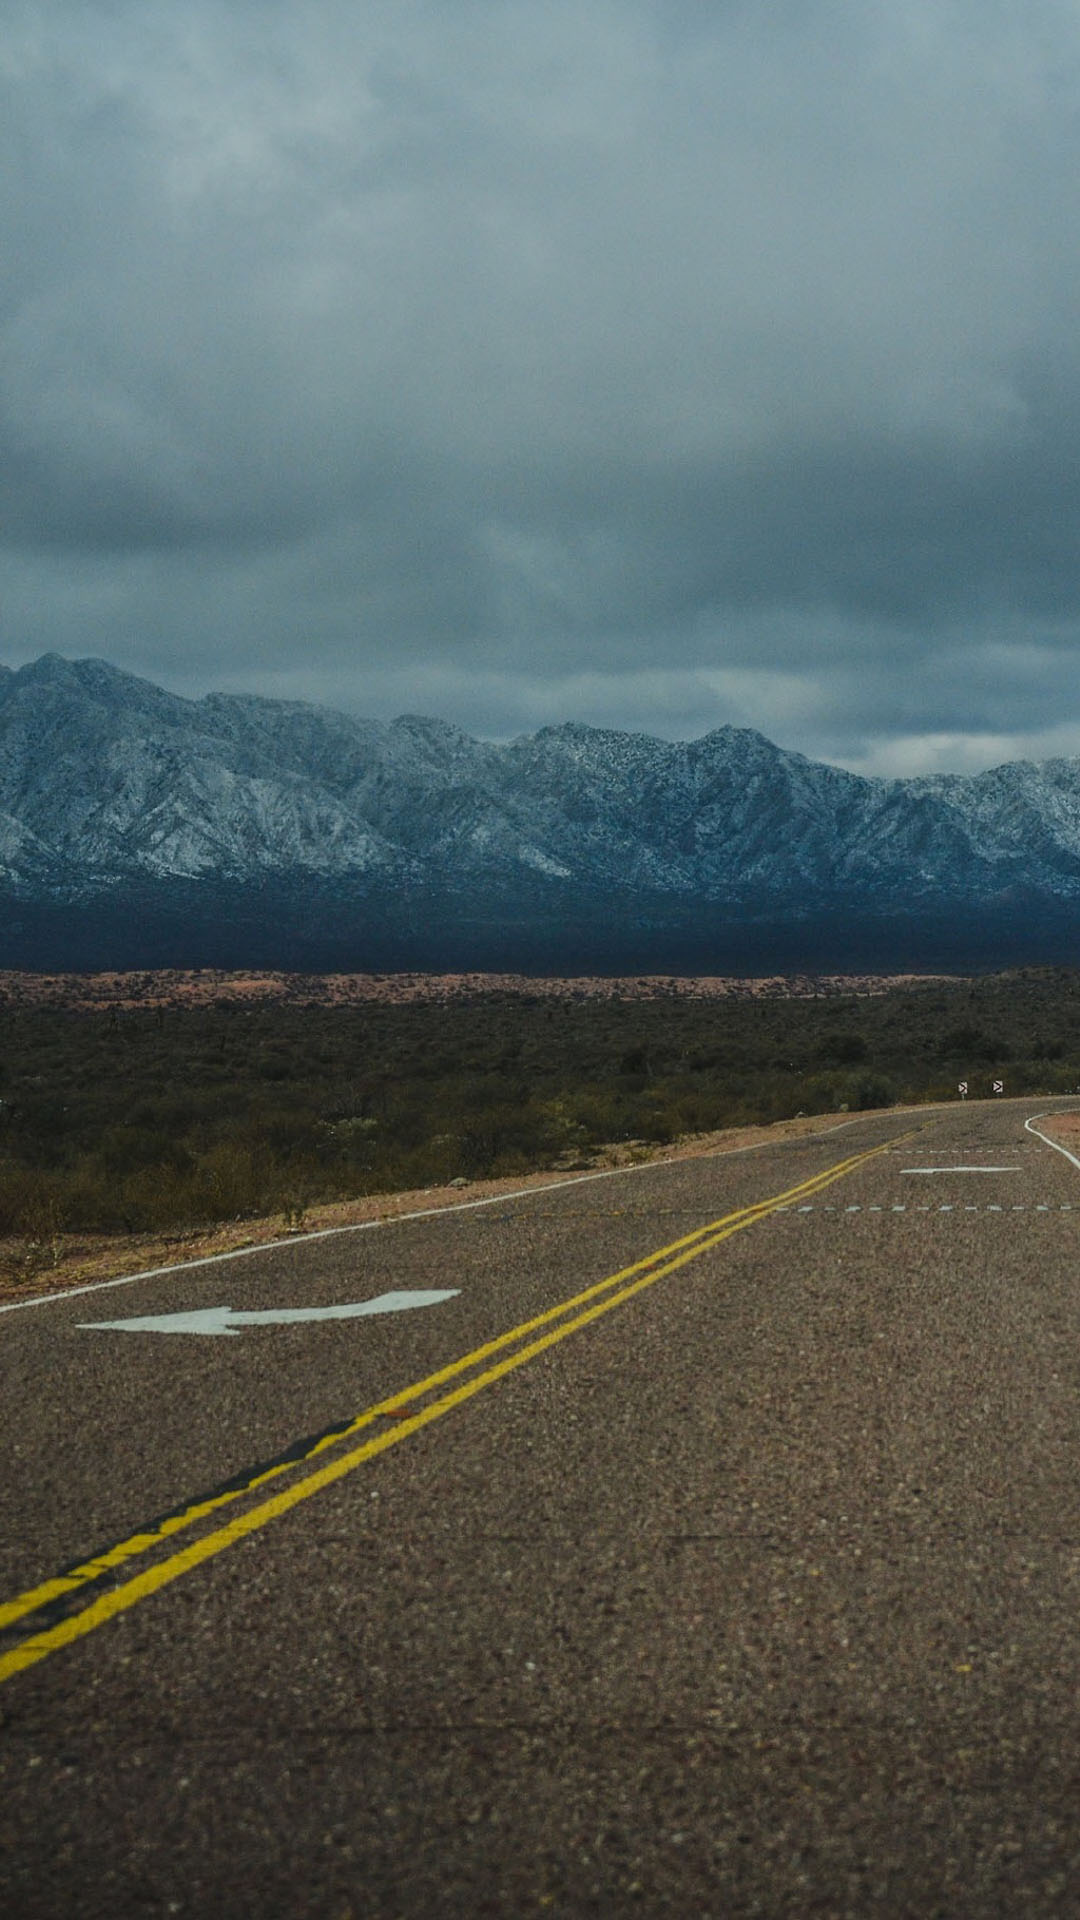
xmin=4 ymin=0 xmax=1080 ymax=770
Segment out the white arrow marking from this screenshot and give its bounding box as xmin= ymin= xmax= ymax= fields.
xmin=79 ymin=1290 xmax=460 ymax=1337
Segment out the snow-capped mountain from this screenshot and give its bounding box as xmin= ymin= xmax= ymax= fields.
xmin=3 ymin=653 xmax=1080 ymax=970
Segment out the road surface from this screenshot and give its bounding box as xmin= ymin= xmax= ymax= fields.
xmin=3 ymin=1098 xmax=1080 ymax=1916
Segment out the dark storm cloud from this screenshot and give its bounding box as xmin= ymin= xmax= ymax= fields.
xmin=4 ymin=0 xmax=1080 ymax=770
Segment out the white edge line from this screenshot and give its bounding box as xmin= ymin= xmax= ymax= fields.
xmin=0 ymin=1110 xmax=887 ymax=1318
xmin=1025 ymin=1110 xmax=1080 ymax=1172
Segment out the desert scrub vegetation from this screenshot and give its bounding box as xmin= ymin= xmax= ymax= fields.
xmin=0 ymin=967 xmax=1078 ymax=1241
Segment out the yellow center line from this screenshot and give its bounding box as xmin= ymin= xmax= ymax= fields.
xmin=0 ymin=1126 xmax=917 ymax=1684
xmin=0 ymin=1135 xmax=895 ymax=1634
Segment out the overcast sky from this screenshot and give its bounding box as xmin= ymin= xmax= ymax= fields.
xmin=4 ymin=1 xmax=1080 ymax=774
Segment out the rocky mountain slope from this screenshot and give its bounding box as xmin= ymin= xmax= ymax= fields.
xmin=3 ymin=653 xmax=1080 ymax=970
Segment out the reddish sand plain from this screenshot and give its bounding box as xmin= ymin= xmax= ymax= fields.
xmin=0 ymin=967 xmax=954 ymax=1011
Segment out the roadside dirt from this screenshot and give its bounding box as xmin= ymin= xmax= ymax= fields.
xmin=0 ymin=1107 xmax=884 ymax=1306
xmin=1035 ymin=1111 xmax=1080 ymax=1151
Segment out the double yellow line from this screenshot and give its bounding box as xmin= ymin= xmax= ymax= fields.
xmin=0 ymin=1128 xmax=913 ymax=1686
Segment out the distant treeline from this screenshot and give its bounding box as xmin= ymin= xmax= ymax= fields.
xmin=1 ymin=968 xmax=1077 ymax=1247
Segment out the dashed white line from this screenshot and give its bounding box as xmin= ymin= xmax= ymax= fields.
xmin=773 ymin=1203 xmax=1077 ymax=1215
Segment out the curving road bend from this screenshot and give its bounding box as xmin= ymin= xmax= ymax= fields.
xmin=2 ymin=1098 xmax=1080 ymax=1915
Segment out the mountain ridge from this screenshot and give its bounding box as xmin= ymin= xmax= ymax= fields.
xmin=3 ymin=653 xmax=1080 ymax=971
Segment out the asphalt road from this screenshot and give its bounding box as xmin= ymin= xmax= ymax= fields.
xmin=3 ymin=1098 xmax=1080 ymax=1917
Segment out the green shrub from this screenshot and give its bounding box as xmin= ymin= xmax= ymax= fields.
xmin=1 ymin=967 xmax=1078 ymax=1240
